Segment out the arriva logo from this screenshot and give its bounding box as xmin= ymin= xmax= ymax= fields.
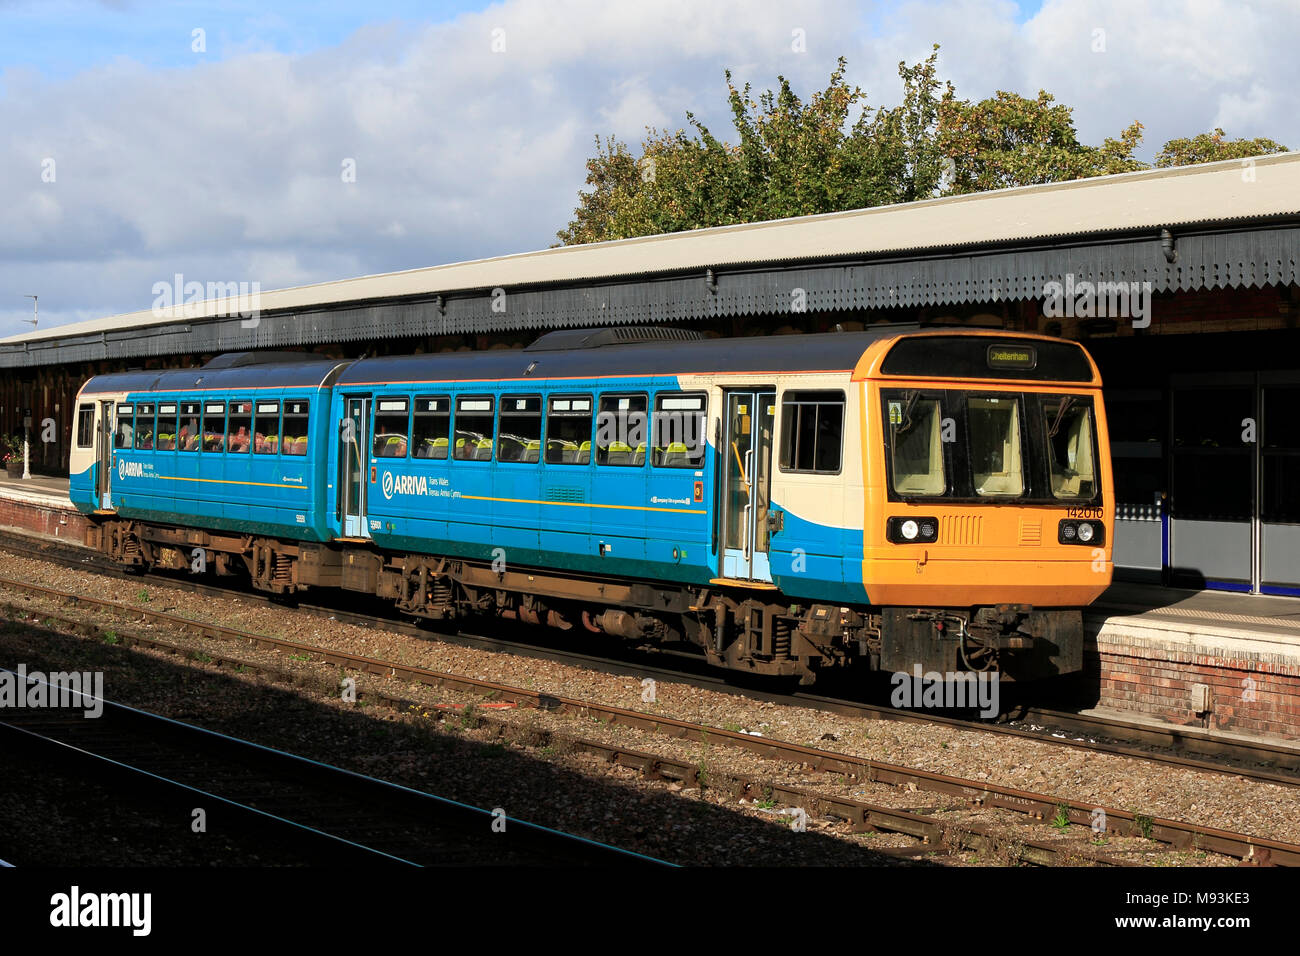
xmin=381 ymin=472 xmax=427 ymax=499
xmin=117 ymin=459 xmax=144 ymax=479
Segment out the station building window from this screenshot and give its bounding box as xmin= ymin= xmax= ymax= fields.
xmin=545 ymin=395 xmax=593 ymax=464
xmin=1263 ymin=385 xmax=1300 ymax=524
xmin=412 ymin=396 xmax=450 ymax=459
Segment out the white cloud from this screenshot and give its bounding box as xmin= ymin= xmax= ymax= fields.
xmin=0 ymin=0 xmax=1295 ymax=338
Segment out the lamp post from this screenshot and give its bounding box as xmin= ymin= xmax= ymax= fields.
xmin=21 ymin=295 xmax=36 ymax=480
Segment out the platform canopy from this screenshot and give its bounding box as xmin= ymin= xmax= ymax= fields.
xmin=3 ymin=151 xmax=1299 ymax=369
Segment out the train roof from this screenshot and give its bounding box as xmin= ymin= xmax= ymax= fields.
xmin=75 ymin=326 xmax=1097 ymax=397
xmin=78 ymin=355 xmax=349 ymax=396
xmin=335 ymin=326 xmax=919 ymax=387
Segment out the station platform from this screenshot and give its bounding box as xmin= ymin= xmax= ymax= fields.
xmin=0 ymin=475 xmax=85 ymax=542
xmin=1086 ymin=582 xmax=1300 ymax=738
xmin=0 ymin=474 xmax=1296 ymax=738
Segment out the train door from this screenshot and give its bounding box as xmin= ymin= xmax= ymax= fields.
xmin=719 ymin=389 xmax=777 ymax=581
xmin=97 ymin=400 xmax=114 ymax=509
xmin=340 ymin=395 xmax=372 ymax=538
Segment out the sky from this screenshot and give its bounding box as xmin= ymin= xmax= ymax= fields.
xmin=0 ymin=0 xmax=1295 ymax=338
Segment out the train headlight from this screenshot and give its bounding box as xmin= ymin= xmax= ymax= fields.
xmin=888 ymin=517 xmax=939 ymax=544
xmin=1058 ymin=519 xmax=1104 ymax=546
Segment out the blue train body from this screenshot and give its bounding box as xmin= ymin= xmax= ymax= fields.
xmin=69 ymin=338 xmax=861 ymax=602
xmin=67 ymin=328 xmax=1106 ymax=685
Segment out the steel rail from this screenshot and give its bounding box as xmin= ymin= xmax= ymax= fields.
xmin=1 ymin=576 xmax=1293 ymax=866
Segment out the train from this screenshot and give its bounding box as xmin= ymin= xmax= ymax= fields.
xmin=68 ymin=325 xmax=1113 ymax=687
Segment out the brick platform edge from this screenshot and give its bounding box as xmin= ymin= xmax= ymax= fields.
xmin=0 ymin=496 xmax=89 ymax=543
xmin=1087 ymin=618 xmax=1300 ymax=739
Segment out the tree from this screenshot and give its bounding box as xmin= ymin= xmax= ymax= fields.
xmin=1155 ymin=128 xmax=1288 ymax=168
xmin=556 ymin=49 xmax=1289 ymax=245
xmin=556 ymin=50 xmax=948 ymax=245
xmin=937 ymin=89 xmax=1144 ymax=194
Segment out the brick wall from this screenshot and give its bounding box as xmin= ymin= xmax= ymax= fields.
xmin=0 ymin=497 xmax=89 ymax=543
xmin=1088 ymin=629 xmax=1300 ymax=739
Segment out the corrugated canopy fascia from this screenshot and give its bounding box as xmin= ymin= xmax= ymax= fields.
xmin=6 ymin=150 xmax=1300 ymax=348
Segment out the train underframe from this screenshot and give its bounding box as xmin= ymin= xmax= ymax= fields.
xmin=87 ymin=518 xmax=1084 ymax=686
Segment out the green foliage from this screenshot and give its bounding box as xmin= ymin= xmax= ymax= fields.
xmin=1133 ymin=813 xmax=1155 ymax=840
xmin=938 ymin=89 xmax=1144 ymax=193
xmin=1155 ymin=128 xmax=1288 ymax=168
xmin=556 ymin=48 xmax=949 ymax=245
xmin=557 ymin=46 xmax=1289 ymax=244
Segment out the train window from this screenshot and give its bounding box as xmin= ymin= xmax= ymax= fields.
xmin=545 ymin=395 xmax=593 ymax=464
xmin=254 ymin=402 xmax=280 ymax=454
xmin=157 ymin=404 xmax=178 ymax=451
xmin=454 ymin=396 xmax=495 ymax=460
xmin=133 ymin=403 xmax=155 ymax=450
xmin=781 ymin=391 xmax=844 ymax=475
xmin=885 ymin=392 xmax=944 ymax=495
xmin=498 ymin=395 xmax=542 ymax=462
xmin=202 ymin=402 xmax=226 ymax=453
xmin=653 ymin=393 xmax=706 ymax=468
xmin=282 ymin=401 xmax=310 ymax=456
xmin=596 ymin=394 xmax=647 ymax=466
xmin=114 ymin=405 xmax=134 ymax=449
xmin=968 ymin=395 xmax=1024 ymax=496
xmin=178 ymin=402 xmax=201 ymax=452
xmin=1043 ymin=396 xmax=1096 ymax=499
xmin=227 ymin=401 xmax=253 ymax=454
xmin=373 ymin=398 xmax=410 ymax=459
xmin=76 ymin=405 xmax=95 ymax=448
xmin=411 ymin=396 xmax=450 ymax=459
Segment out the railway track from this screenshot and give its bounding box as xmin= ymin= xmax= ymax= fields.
xmin=2 ymin=572 xmax=1296 ymax=866
xmin=0 ymin=667 xmax=658 ymax=866
xmin=3 ymin=526 xmax=1299 ymax=784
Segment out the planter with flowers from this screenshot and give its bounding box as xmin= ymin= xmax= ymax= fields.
xmin=2 ymin=436 xmax=23 ymax=478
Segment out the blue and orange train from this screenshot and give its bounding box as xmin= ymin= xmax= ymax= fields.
xmin=70 ymin=326 xmax=1113 ymax=684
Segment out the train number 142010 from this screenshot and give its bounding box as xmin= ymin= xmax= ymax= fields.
xmin=1066 ymin=507 xmax=1104 ymax=519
